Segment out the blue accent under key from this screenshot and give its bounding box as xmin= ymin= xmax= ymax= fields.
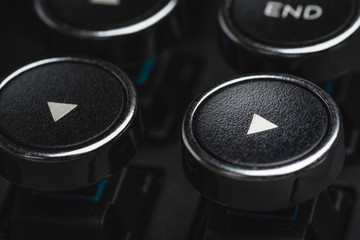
xmin=32 ymin=179 xmax=108 ymax=203
xmin=221 ymin=35 xmax=230 ymax=50
xmin=325 ymin=80 xmax=335 ymax=95
xmin=185 ymin=151 xmax=193 ymax=164
xmin=226 ymin=205 xmax=300 ymax=221
xmin=135 ymin=57 xmax=156 ymax=86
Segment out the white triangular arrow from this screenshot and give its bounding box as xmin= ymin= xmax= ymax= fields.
xmin=247 ymin=114 xmax=278 ymax=135
xmin=47 ymin=102 xmax=78 ymax=122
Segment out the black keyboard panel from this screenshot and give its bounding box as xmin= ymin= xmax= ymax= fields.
xmin=1 ymin=1 xmax=360 ymax=240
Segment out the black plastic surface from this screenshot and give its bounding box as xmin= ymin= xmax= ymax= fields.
xmin=10 ymin=166 xmax=161 ymax=240
xmin=194 ymin=79 xmax=328 ymax=168
xmin=0 ymin=62 xmax=125 ymax=149
xmin=190 ymin=187 xmax=354 ymax=240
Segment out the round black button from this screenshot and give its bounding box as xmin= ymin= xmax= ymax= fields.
xmin=34 ymin=0 xmax=179 ymax=37
xmin=219 ymin=0 xmax=360 ymax=83
xmin=194 ymin=79 xmax=328 ymax=168
xmin=0 ymin=61 xmax=125 ymax=149
xmin=45 ymin=0 xmax=170 ymax=31
xmin=229 ymin=0 xmax=356 ymax=47
xmin=0 ymin=58 xmax=142 ymax=191
xmin=34 ymin=0 xmax=180 ymax=66
xmin=182 ymin=74 xmax=344 ymax=211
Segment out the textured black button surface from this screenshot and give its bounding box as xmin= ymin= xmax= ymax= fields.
xmin=45 ymin=0 xmax=169 ymax=30
xmin=0 ymin=58 xmax=142 ymax=191
xmin=229 ymin=0 xmax=356 ymax=46
xmin=0 ymin=61 xmax=125 ymax=150
xmin=194 ymin=79 xmax=328 ymax=168
xmin=182 ymin=74 xmax=344 ymax=211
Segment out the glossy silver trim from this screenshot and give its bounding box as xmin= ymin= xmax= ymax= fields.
xmin=182 ymin=74 xmax=342 ymax=180
xmin=34 ymin=0 xmax=178 ymax=39
xmin=0 ymin=57 xmax=137 ymax=162
xmin=218 ymin=1 xmax=360 ymax=55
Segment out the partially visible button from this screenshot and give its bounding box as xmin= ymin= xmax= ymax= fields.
xmin=34 ymin=0 xmax=181 ymax=65
xmin=182 ymin=74 xmax=344 ymax=211
xmin=42 ymin=0 xmax=172 ymax=31
xmin=0 ymin=57 xmax=143 ymax=191
xmin=231 ymin=0 xmax=354 ymax=47
xmin=219 ymin=0 xmax=360 ymax=83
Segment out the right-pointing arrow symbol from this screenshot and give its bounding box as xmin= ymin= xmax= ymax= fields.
xmin=247 ymin=114 xmax=278 ymax=135
xmin=47 ymin=102 xmax=78 ymax=122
